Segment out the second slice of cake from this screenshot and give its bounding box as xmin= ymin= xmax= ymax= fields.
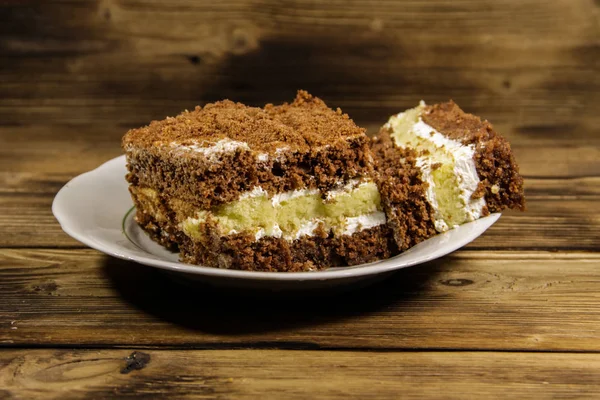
xmin=372 ymin=100 xmax=525 ymax=251
xmin=123 ymin=91 xmax=395 ymax=271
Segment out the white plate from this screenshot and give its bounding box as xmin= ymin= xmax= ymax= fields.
xmin=53 ymin=156 xmax=500 ymax=290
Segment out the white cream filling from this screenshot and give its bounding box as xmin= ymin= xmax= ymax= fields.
xmin=342 ymin=211 xmax=387 ymax=236
xmin=238 ymin=186 xmax=268 ymax=200
xmin=415 ymin=156 xmax=448 ymax=232
xmin=254 ymin=224 xmax=284 ymax=241
xmin=454 ymin=153 xmax=486 ymax=222
xmin=254 ymin=219 xmax=324 ymax=241
xmin=294 ymin=219 xmax=322 ymax=238
xmin=170 ymin=138 xmax=250 ymax=161
xmin=257 ymin=153 xmax=269 ymax=162
xmin=239 ymin=186 xmax=322 ymax=206
xmin=274 ymin=146 xmax=291 ymax=161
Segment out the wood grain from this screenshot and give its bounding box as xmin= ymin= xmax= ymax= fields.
xmin=1 ymin=1 xmax=598 ymax=397
xmin=0 ymin=0 xmax=597 ymax=128
xmin=2 ymin=349 xmax=600 ymax=399
xmin=2 ymin=249 xmax=600 ymax=351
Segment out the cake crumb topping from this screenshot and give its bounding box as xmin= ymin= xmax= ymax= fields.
xmin=123 ymin=90 xmax=365 ymax=154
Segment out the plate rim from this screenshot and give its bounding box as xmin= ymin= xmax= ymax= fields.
xmin=52 ymin=155 xmax=501 ymax=281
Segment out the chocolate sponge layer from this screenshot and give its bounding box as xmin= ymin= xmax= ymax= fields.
xmin=125 ymin=134 xmax=373 ymax=210
xmin=371 ymin=127 xmax=437 ymax=251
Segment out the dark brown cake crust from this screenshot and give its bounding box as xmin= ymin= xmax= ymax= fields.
xmin=123 ymin=91 xmax=374 ymax=210
xmin=422 ymin=101 xmax=525 ymax=212
xmin=125 ymin=134 xmax=373 ymax=210
xmin=181 ymin=224 xmax=396 ymax=272
xmin=123 ymin=90 xmax=365 ymax=154
xmin=371 ymin=128 xmax=437 ymax=251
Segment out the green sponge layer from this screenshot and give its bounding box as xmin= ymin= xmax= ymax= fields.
xmin=182 ymin=181 xmax=383 ymax=240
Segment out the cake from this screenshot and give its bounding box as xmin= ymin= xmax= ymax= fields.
xmin=122 ymin=91 xmax=396 ymax=272
xmin=371 ymin=100 xmax=525 ymax=251
xmin=123 ymin=92 xmax=525 ymax=272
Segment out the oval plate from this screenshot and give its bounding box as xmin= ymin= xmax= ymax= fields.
xmin=53 ymin=156 xmax=500 ymax=290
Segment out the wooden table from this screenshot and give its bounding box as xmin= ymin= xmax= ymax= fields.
xmin=1 ymin=1 xmax=599 ymax=398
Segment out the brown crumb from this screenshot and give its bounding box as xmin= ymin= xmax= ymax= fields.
xmin=123 ymin=90 xmax=365 ymax=154
xmin=371 ymin=127 xmax=437 ymax=251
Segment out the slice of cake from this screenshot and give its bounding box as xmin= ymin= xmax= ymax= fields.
xmin=123 ymin=91 xmax=396 ymax=272
xmin=372 ymin=100 xmax=525 ymax=251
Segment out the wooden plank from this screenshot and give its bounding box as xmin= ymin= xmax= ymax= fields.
xmin=3 ymin=124 xmax=600 ymax=178
xmin=2 ymin=172 xmax=598 ymax=249
xmin=1 ymin=249 xmax=600 ymax=350
xmin=0 ymin=69 xmax=596 ymax=129
xmin=1 ymin=124 xmax=599 ymax=178
xmin=0 ymin=125 xmax=123 ymax=176
xmin=0 ymin=1 xmax=597 ymax=127
xmin=1 ymin=123 xmax=598 ymax=250
xmin=2 ymin=349 xmax=600 ymax=399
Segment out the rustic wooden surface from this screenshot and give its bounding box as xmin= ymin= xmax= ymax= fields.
xmin=1 ymin=0 xmax=599 ymax=398
xmin=3 ymin=350 xmax=600 ymax=399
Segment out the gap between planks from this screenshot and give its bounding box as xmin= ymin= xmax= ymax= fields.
xmin=3 ymin=342 xmax=600 ymax=355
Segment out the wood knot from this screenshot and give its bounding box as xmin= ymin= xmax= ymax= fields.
xmin=32 ymin=282 xmax=59 ymax=295
xmin=230 ymin=28 xmax=257 ymax=55
xmin=440 ymin=278 xmax=474 ymax=287
xmin=370 ymin=18 xmax=384 ymax=32
xmin=186 ymin=55 xmax=201 ymax=65
xmin=121 ymin=351 xmax=151 ymax=374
